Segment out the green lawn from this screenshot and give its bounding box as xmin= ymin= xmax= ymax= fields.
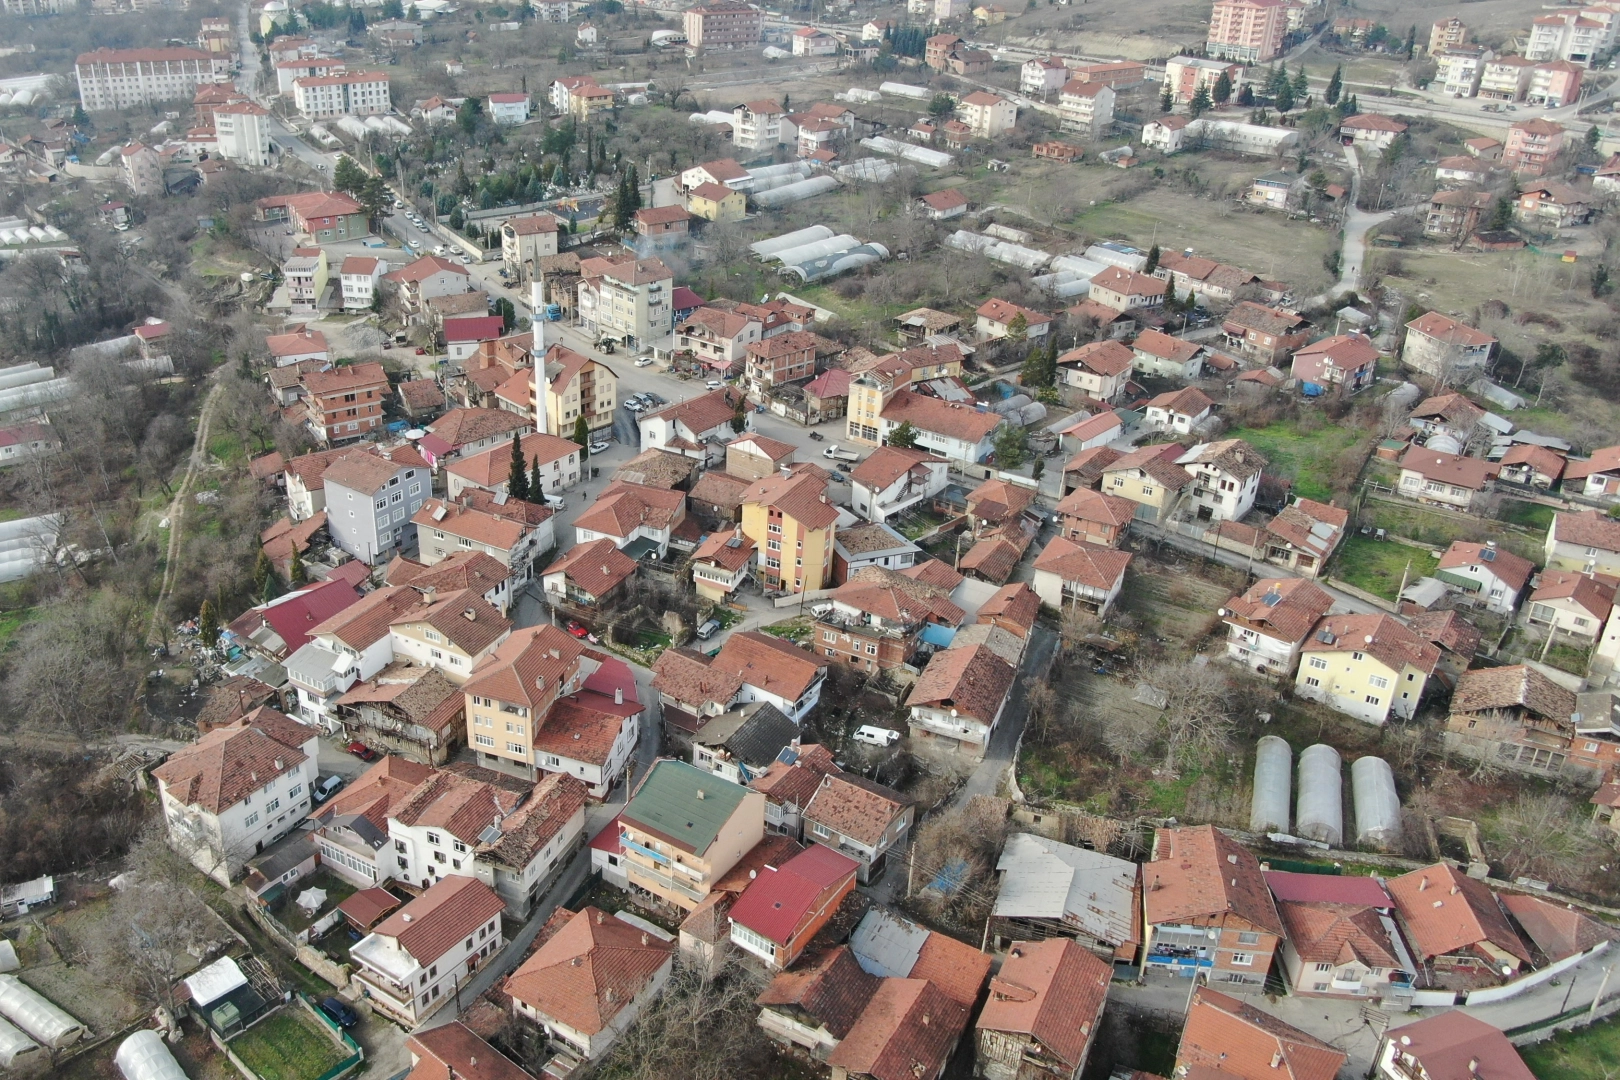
xmin=0 ymin=607 xmax=33 ymax=652
xmin=1331 ymin=535 xmax=1438 ymax=601
xmin=1358 ymin=499 xmax=1544 ymax=564
xmin=761 ymin=616 xmax=811 ymax=643
xmin=1523 ymin=1016 xmax=1620 ymax=1080
xmin=227 ymin=1007 xmax=348 ymax=1080
xmin=1224 ymin=421 xmax=1366 ymax=503
xmin=1498 ymin=498 xmax=1557 ymax=532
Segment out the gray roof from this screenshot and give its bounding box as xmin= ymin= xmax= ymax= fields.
xmin=692 ymin=702 xmax=799 ymax=772
xmin=849 ymin=907 xmax=931 ymax=978
xmin=992 ymin=832 xmax=1138 ymax=946
xmin=248 ymin=831 xmax=316 ymax=879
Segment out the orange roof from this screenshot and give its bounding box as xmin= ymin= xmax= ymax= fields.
xmin=1300 ymin=612 xmax=1441 ymax=676
xmin=573 ymin=481 xmax=687 ymax=539
xmin=541 ymin=538 xmax=638 ymax=601
xmin=446 ymin=431 xmax=578 ymax=490
xmin=1146 ymin=825 xmax=1282 ymax=935
xmin=1054 ymin=487 xmax=1137 ymax=530
xmin=505 ymin=906 xmax=674 ymax=1034
xmin=826 ymin=978 xmax=970 ymax=1080
xmin=910 ymin=642 xmax=1016 ymax=723
xmin=152 ymin=711 xmax=311 ymax=814
xmin=1387 ymin=863 xmax=1531 ymax=965
xmin=1060 ymin=339 xmax=1135 ymax=377
xmin=879 ymin=390 xmax=1003 ymax=446
xmin=1177 ymin=988 xmax=1346 ymax=1080
xmin=711 ymin=631 xmax=830 ymax=703
xmin=1033 ymin=535 xmax=1132 ymax=590
xmin=463 ymin=624 xmax=587 ymax=710
xmin=739 ymin=468 xmax=838 ymax=529
xmin=976 ymin=940 xmax=1110 ymax=1073
xmin=692 ymin=528 xmax=756 ymax=572
xmin=1221 ymin=577 xmax=1334 ymax=645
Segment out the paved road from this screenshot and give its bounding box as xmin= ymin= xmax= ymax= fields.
xmin=1308 ymin=143 xmax=1396 ymax=307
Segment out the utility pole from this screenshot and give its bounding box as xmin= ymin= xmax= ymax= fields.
xmin=1590 ymin=963 xmax=1613 ymax=1019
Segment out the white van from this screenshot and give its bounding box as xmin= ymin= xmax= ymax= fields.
xmin=852 ymin=725 xmax=901 ymax=747
xmin=542 ymin=493 xmax=566 ymax=511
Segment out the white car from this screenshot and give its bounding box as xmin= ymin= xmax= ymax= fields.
xmin=635 ymin=356 xmax=655 ymax=367
xmin=852 ymin=725 xmax=902 ymax=747
xmin=588 ymin=440 xmax=611 ymax=453
xmin=706 ymin=379 xmax=722 ymax=390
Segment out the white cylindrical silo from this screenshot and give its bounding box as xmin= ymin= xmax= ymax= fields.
xmin=1296 ymin=744 xmax=1343 ymax=846
xmin=1351 ymin=756 xmax=1403 ymax=850
xmin=1250 ymin=735 xmax=1292 ymax=834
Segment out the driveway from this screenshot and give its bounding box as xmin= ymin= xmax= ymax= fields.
xmin=1308 ymin=144 xmax=1397 ymax=307
xmin=949 ymin=623 xmax=1059 ymax=809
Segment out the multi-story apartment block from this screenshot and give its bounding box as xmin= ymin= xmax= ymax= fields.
xmin=813 ymin=567 xmax=964 ymax=672
xmin=578 ymin=256 xmax=673 ymax=351
xmin=1058 ymin=82 xmax=1115 ymax=138
xmin=958 ymin=91 xmax=1018 ymax=138
xmin=1206 ymin=0 xmax=1287 ymax=63
xmin=536 ymin=342 xmax=618 ymax=436
xmin=293 ymin=71 xmax=392 ymax=119
xmin=1429 ymin=16 xmax=1468 ymax=54
xmin=739 ymin=467 xmax=839 ymax=593
xmin=1020 ymin=56 xmax=1070 ymax=97
xmin=1295 ymin=613 xmax=1439 ymax=725
xmin=731 ymin=99 xmax=783 ymax=153
xmin=211 ymin=100 xmax=272 ymax=167
xmin=412 ymin=494 xmax=554 ymax=584
xmin=1163 ymin=56 xmax=1243 ymax=103
xmin=120 ymin=143 xmax=163 ymax=197
xmin=1530 ymin=60 xmax=1585 ymax=106
xmin=339 ymin=255 xmax=386 ymax=312
xmin=501 ymin=213 xmax=560 ymax=281
xmin=1528 ymin=8 xmax=1612 ymax=66
xmin=283 ymin=247 xmax=328 ymax=315
xmin=683 ymin=1 xmax=763 ymax=49
xmin=1479 ymin=55 xmax=1536 ymax=101
xmin=75 ymin=47 xmax=230 ymax=111
xmin=153 ymin=709 xmax=320 ymax=884
xmin=322 ymin=447 xmax=430 ymax=563
xmin=302 ymin=362 xmax=389 ymax=445
xmin=1434 ymin=47 xmax=1492 ymax=97
xmin=1504 ymin=117 xmax=1566 ymax=176
xmin=620 ymin=759 xmax=765 ymax=911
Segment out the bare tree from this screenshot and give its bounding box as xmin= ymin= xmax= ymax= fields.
xmin=84 ymin=823 xmax=227 ymax=1014
xmin=598 ymin=955 xmax=767 ymax=1080
xmin=1482 ymin=792 xmax=1603 ymax=885
xmin=1139 ymin=659 xmax=1235 ymax=772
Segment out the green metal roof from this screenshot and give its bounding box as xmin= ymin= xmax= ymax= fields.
xmin=622 ymin=759 xmax=750 ymax=854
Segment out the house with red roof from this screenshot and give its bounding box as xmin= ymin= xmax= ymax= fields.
xmin=917 ymin=188 xmax=969 ymax=220
xmin=1376 ymin=1011 xmax=1534 ymax=1080
xmin=1143 ymin=825 xmax=1283 ymax=989
xmin=976 ymin=939 xmax=1111 ymax=1080
xmin=1526 ymin=569 xmax=1617 ymax=644
xmin=976 ymin=298 xmax=1052 ymax=342
xmin=727 ymin=843 xmax=859 ymax=969
xmin=908 ymin=642 xmax=1018 ymax=760
xmin=1397 ymin=447 xmax=1500 ymax=512
xmin=1434 ymin=540 xmax=1534 ymax=616
xmin=350 ymin=876 xmax=504 ymax=1025
xmin=1221 ymin=577 xmax=1335 ymax=675
xmin=225 ymin=578 xmax=364 ymax=662
xmin=1032 ymin=536 xmax=1132 ymax=615
xmin=1178 ymin=988 xmax=1347 ymax=1080
xmin=506 ymin=905 xmax=675 ymax=1061
xmin=1291 ymin=333 xmax=1379 ymax=395
xmin=1262 ymin=870 xmax=1410 ymax=1000
xmin=1295 ymin=613 xmax=1440 ymax=725
xmin=442 ymin=314 xmax=505 ymax=362
xmin=1386 ymin=862 xmax=1532 ymax=988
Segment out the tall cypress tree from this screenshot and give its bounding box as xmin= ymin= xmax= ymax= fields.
xmin=506 ymin=432 xmax=530 ymax=502
xmin=530 ymin=456 xmax=543 ymax=502
xmin=1325 ymin=64 xmax=1343 ymax=105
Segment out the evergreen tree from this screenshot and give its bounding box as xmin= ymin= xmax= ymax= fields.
xmin=1275 ymin=80 xmax=1295 ymax=113
xmin=783 ymin=93 xmax=791 ymax=111
xmin=1325 ymin=64 xmax=1342 ymax=105
xmin=1265 ymin=65 xmax=1287 ymax=97
xmin=1212 ymin=70 xmax=1232 ymax=105
xmin=1160 ymin=85 xmax=1174 ymax=113
xmin=198 ymin=600 xmax=219 ymax=652
xmin=253 ymin=550 xmax=276 ymax=600
xmin=289 ymin=554 xmax=306 ymax=585
xmin=887 ymin=420 xmax=919 ymax=448
xmin=628 ymin=164 xmax=642 ymax=210
xmin=1291 ymin=65 xmax=1309 ymax=99
xmin=572 ymin=415 xmax=591 ymax=459
xmin=1190 ymin=84 xmax=1212 ymax=117
xmin=506 ymin=432 xmax=531 ymax=501
xmin=993 ymin=425 xmax=1027 ymax=469
xmin=1404 ymin=24 xmax=1416 ymax=59
xmin=1006 ymin=312 xmax=1029 ymax=342
xmin=1164 ymin=278 xmax=1178 ymax=310
xmin=1237 ymin=84 xmax=1255 ymax=107
xmin=1182 ymin=289 xmax=1197 ymax=314
xmin=1145 ymin=244 xmax=1160 ymax=274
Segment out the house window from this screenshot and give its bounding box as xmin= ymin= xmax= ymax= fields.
xmin=288 ymin=784 xmax=302 ymax=799
xmin=811 ymin=821 xmax=831 ymax=838
xmin=1365 ymin=695 xmax=1381 ymax=706
xmin=1307 ymin=657 xmax=1328 ymax=670
xmin=1352 ymin=651 xmax=1364 ymax=661
xmin=1314 ymin=962 xmax=1333 ymax=972
xmin=507 ymin=742 xmax=526 ymax=754
xmin=1368 ymin=675 xmax=1389 ymax=689
xmin=427 ymin=833 xmax=440 ymax=846
xmin=1305 ymin=677 xmax=1321 ymax=688
xmin=1237 ymin=931 xmax=1260 ymax=945
xmin=244 ymin=812 xmax=259 ymax=827
xmin=475 ymin=733 xmax=495 ymax=747
xmin=266 ymin=798 xmax=281 ymax=813
xmin=1229 ymin=952 xmax=1254 ymax=966
xmin=823 ymin=630 xmax=835 ymax=642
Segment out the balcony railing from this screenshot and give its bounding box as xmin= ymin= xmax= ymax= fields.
xmin=626 ymin=861 xmax=706 ymax=903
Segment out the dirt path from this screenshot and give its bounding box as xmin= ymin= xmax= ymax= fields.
xmin=146 ymin=376 xmax=225 ymax=646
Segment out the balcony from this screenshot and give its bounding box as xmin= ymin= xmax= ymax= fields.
xmin=626 ymin=860 xmax=706 ymax=903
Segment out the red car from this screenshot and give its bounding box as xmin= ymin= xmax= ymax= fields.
xmin=565 ymin=621 xmax=590 ymax=639
xmin=346 ymin=741 xmax=379 ymax=762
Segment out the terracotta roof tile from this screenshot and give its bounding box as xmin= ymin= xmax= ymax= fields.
xmin=1500 ymin=892 xmax=1620 ymax=963
xmin=849 ymin=445 xmax=945 ymax=489
xmin=1033 ymin=535 xmax=1133 ymax=590
xmin=1301 ymin=613 xmax=1441 ymax=677
xmin=976 ymin=939 xmax=1111 ymax=1073
xmin=805 ymin=773 xmax=909 ymax=848
xmin=1551 ymin=509 xmax=1620 ymax=553
xmin=1060 ymin=339 xmax=1135 ymax=377
xmin=1451 ymin=664 xmax=1576 ymax=721
xmin=1222 ymin=577 xmax=1334 ymax=645
xmin=910 ymin=643 xmax=1016 ymax=723
xmin=152 ymin=712 xmax=312 ymax=814
xmin=504 ymin=907 xmax=674 ymax=1035
xmin=1379 ymin=1012 xmax=1533 ymax=1080
xmin=463 ymin=624 xmax=588 ymax=711
xmin=1146 ymin=825 xmax=1282 ymax=936
xmin=878 ymin=390 xmax=1002 ymax=447
xmin=1177 ymin=988 xmax=1346 ymax=1080
xmin=574 ymin=481 xmax=688 ymax=539
xmin=652 ymin=647 xmax=745 ymax=712
xmin=739 ymin=468 xmax=839 ymax=530
xmin=1055 ymin=487 xmax=1137 ymax=529
xmin=825 ymin=978 xmax=969 ymax=1080
xmin=756 ymin=945 xmax=880 ymax=1039
xmin=976 ymin=582 xmax=1040 ymax=635
xmin=371 ymin=874 xmax=506 ymax=967
xmin=1387 ymin=862 xmax=1531 ymax=965
xmin=711 ymin=631 xmax=830 ymax=703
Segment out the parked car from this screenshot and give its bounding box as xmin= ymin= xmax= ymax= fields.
xmin=319 ymin=998 xmax=359 ymax=1029
xmin=345 ymin=741 xmax=379 ymax=762
xmin=822 ymin=444 xmax=861 ymax=462
xmin=635 ymin=356 xmax=655 ymax=367
xmin=695 ymin=618 xmax=721 ymax=640
xmin=566 ymin=620 xmax=591 ymax=639
xmin=853 ymin=725 xmax=902 ymax=747
xmin=313 ymin=775 xmax=345 ymax=803
xmin=706 ymin=379 xmax=722 ymax=390
xmin=588 ymin=440 xmax=610 ymax=454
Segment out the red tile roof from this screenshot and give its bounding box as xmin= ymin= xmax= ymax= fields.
xmin=406 ymin=1022 xmax=532 ymax=1080
xmin=739 ymin=468 xmax=839 ymax=530
xmin=1221 ymin=577 xmax=1334 ymax=645
xmin=153 ymin=712 xmax=312 ymax=814
xmin=463 ymin=624 xmax=587 ymax=710
xmin=826 ymin=978 xmax=970 ymax=1080
xmin=879 ymin=390 xmax=1003 ymax=446
xmin=1499 ymin=892 xmax=1620 ymax=963
xmin=1060 ymin=339 xmax=1135 ymax=377
xmin=756 ymin=945 xmax=880 ymax=1039
xmin=1301 ymin=612 xmax=1441 ymax=677
xmin=1146 ymin=825 xmax=1282 ymax=936
xmin=1437 ymin=541 xmax=1534 ymax=593
xmin=1177 ymin=988 xmax=1346 ymax=1080
xmin=1551 ymin=509 xmax=1620 ymax=553
xmin=574 ymin=481 xmax=688 ymax=539
xmin=1387 ymin=863 xmax=1531 ymax=965
xmin=372 ymin=874 xmax=506 ymax=967
xmin=504 ymin=907 xmax=675 ymax=1035
xmin=976 ymin=939 xmax=1110 ymax=1074
xmin=1263 ymin=870 xmax=1391 ymax=907
xmin=910 ymin=643 xmax=1017 ymax=723
xmin=651 ymin=647 xmax=744 ymax=712
xmin=805 ymin=773 xmax=909 ymax=848
xmin=227 ymin=579 xmax=362 ymax=658
xmin=711 ymin=631 xmax=830 ymax=703
xmin=1033 ymin=535 xmax=1132 ymax=590
xmin=1380 ymin=1011 xmax=1533 ymax=1080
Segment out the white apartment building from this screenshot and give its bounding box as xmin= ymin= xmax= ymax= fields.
xmin=1177 ymin=439 xmax=1264 ymax=523
xmin=1434 ymin=48 xmax=1492 ymax=97
xmin=577 ymin=256 xmax=673 ymax=352
xmin=340 ymin=255 xmax=386 ymax=312
xmin=731 ymin=100 xmax=784 ymax=153
xmin=1058 ymin=82 xmax=1116 ymax=138
xmin=212 ymin=101 xmax=273 ymax=167
xmin=152 ymin=711 xmax=320 ymax=885
xmin=1527 ymin=7 xmax=1614 ymax=65
xmin=293 ymin=71 xmax=392 ymax=119
xmin=276 ymin=58 xmax=343 ymax=94
xmin=351 ymin=875 xmax=505 ymax=1026
xmin=75 ymin=47 xmax=230 ymax=111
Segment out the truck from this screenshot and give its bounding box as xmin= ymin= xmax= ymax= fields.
xmin=822 ymin=444 xmax=861 ymax=462
xmin=544 ymin=304 xmax=563 ymax=321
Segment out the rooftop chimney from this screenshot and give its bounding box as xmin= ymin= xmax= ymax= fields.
xmin=615 ymin=687 xmax=624 ymax=705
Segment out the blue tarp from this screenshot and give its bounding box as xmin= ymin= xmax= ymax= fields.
xmin=920 ymin=624 xmax=956 ymax=647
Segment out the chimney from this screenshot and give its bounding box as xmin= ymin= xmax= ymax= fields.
xmin=640 ymin=932 xmax=649 ymax=945
xmin=535 ymin=676 xmax=545 ymax=691
xmin=1468 ymin=1060 xmax=1479 ymax=1076
xmin=1271 ymin=1052 xmax=1283 ymax=1069
xmin=402 ymin=913 xmax=413 ymax=922
xmin=274 ymin=759 xmax=284 ymax=771
xmin=596 ymin=910 xmax=605 ymax=924
xmin=463 ymin=608 xmax=478 ymax=621
xmin=615 ymin=687 xmax=624 ymax=705
xmin=422 ymin=585 xmax=438 ymax=604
